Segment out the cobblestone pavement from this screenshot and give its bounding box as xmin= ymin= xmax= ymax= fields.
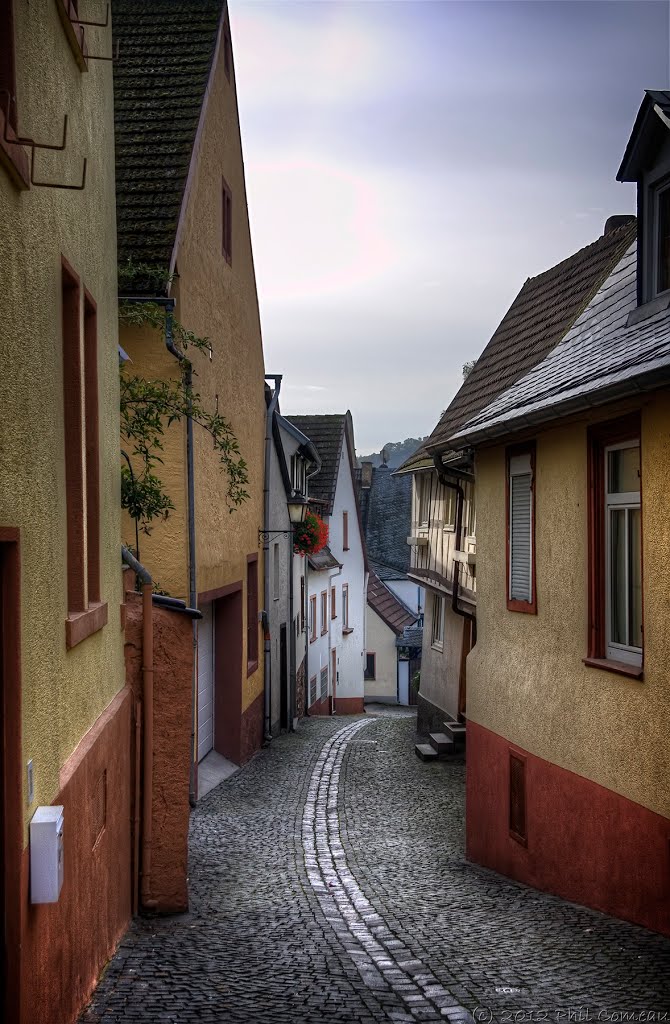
xmin=81 ymin=713 xmax=670 ymax=1024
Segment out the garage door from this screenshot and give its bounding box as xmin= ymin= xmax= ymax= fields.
xmin=197 ymin=602 xmax=214 ymax=761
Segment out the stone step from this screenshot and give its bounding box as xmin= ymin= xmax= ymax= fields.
xmin=443 ymin=720 xmax=467 ymax=744
xmin=428 ymin=732 xmax=455 ymax=755
xmin=414 ymin=742 xmax=438 ymax=762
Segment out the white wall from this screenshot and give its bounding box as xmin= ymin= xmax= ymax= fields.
xmin=385 ymin=578 xmax=425 ymax=618
xmin=306 ymin=433 xmax=366 ymax=707
xmin=365 ymin=607 xmax=397 ymax=701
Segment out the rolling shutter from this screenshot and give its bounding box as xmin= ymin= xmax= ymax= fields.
xmin=509 ymin=454 xmax=532 ymax=603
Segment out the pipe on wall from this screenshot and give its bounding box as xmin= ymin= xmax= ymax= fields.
xmin=263 ymin=375 xmax=283 ymax=741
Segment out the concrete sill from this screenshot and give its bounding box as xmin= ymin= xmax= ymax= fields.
xmin=66 ymin=602 xmax=108 ymax=649
xmin=246 ymin=658 xmax=259 ymax=678
xmin=342 ymin=627 xmax=354 ymax=635
xmin=583 ymin=656 xmax=643 ymax=681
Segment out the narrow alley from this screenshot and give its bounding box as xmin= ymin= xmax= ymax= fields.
xmin=81 ymin=712 xmax=670 ymax=1024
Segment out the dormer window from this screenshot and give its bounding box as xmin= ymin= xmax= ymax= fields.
xmin=291 ymin=453 xmax=307 ymax=496
xmin=655 ymin=179 xmax=670 ymax=293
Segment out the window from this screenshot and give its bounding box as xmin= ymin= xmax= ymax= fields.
xmin=587 ymin=416 xmax=642 ymax=674
xmin=342 ymin=584 xmax=350 ymax=632
xmin=62 ymin=260 xmax=106 ymax=648
xmin=431 ymin=593 xmax=444 ymax=649
xmin=466 ymin=481 xmax=476 ymax=537
xmin=343 ymin=510 xmax=349 ymax=550
xmin=656 ymin=180 xmax=670 ymax=294
xmin=246 ymin=555 xmax=258 ymax=673
xmin=320 ymin=590 xmax=328 ymax=634
xmin=300 ymin=576 xmax=305 ymax=632
xmin=444 ymin=485 xmax=456 ymax=531
xmin=222 ymin=178 xmax=232 ymax=263
xmin=418 ymin=475 xmax=431 ymax=527
xmin=309 ymin=675 xmax=317 ymax=707
xmin=331 ymin=586 xmax=337 ymax=619
xmin=291 ymin=454 xmax=307 ymax=495
xmin=320 ymin=666 xmax=328 ymax=700
xmin=273 ymin=543 xmax=279 ymax=601
xmin=364 ymin=653 xmax=376 ymax=680
xmin=506 ymin=444 xmax=536 ymax=613
xmin=309 ymin=595 xmax=317 ymax=643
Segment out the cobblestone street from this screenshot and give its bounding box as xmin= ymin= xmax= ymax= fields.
xmin=81 ymin=713 xmax=670 ymax=1024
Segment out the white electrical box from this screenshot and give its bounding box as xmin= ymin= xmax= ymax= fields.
xmin=30 ymin=806 xmax=64 ymax=904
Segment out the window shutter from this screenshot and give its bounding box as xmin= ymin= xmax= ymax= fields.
xmin=509 ymin=458 xmax=532 ymax=602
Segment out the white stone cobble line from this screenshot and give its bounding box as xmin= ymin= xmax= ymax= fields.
xmin=302 ymin=719 xmax=474 ymax=1024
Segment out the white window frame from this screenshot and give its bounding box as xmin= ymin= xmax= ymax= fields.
xmin=430 ymin=593 xmax=444 ymax=650
xmin=418 ymin=475 xmax=431 ymax=528
xmin=604 ymin=440 xmax=642 ymax=666
xmin=342 ymin=584 xmax=349 ymax=630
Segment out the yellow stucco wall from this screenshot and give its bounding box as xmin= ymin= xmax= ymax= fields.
xmin=0 ymin=5 xmax=125 ymax=827
xmin=467 ymin=392 xmax=670 ymax=818
xmin=365 ymin=609 xmax=397 ymax=699
xmin=119 ymin=18 xmax=266 ymax=714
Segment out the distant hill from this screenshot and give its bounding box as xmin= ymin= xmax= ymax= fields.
xmin=358 ymin=437 xmax=426 ymax=469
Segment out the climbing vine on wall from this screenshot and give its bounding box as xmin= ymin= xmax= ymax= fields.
xmin=119 ymin=260 xmax=249 ymax=537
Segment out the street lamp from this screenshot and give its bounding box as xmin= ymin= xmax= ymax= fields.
xmin=259 ymin=492 xmax=308 ymax=545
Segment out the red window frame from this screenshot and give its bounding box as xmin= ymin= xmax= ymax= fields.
xmin=222 ymin=177 xmax=232 ymax=264
xmin=505 ymin=441 xmax=537 ymax=614
xmin=584 ymin=413 xmax=643 ymax=680
xmin=62 ymin=258 xmax=106 ymax=648
xmin=330 ymin=586 xmax=336 ymax=619
xmin=309 ymin=595 xmax=317 ymax=643
xmin=246 ymin=554 xmax=259 ymax=674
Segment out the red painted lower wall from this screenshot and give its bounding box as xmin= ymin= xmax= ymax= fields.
xmin=240 ymin=691 xmax=264 ymax=764
xmin=467 ymin=720 xmax=670 ymax=935
xmin=307 ymin=696 xmax=365 ymax=716
xmin=20 ymin=688 xmax=132 ymax=1024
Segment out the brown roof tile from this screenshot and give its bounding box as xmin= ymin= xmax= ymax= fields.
xmin=367 ymin=570 xmax=417 ymax=635
xmin=421 ymin=219 xmax=637 ymax=456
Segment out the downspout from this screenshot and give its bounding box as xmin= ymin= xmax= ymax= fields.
xmin=263 ymin=374 xmax=283 ymax=741
xmin=119 ymin=295 xmax=198 ymax=804
xmin=122 ymin=545 xmax=157 ymax=911
xmin=431 ymin=453 xmax=477 ymax=641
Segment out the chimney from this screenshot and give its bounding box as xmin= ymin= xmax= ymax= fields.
xmin=361 ymin=461 xmax=373 ymax=488
xmin=603 ymin=214 xmax=635 ymax=236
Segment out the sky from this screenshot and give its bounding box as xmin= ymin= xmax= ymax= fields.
xmin=229 ymin=0 xmax=670 ymax=454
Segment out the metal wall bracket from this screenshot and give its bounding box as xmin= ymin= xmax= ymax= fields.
xmin=1 ymin=92 xmax=87 ymax=191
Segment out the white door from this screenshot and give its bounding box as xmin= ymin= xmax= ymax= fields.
xmin=197 ymin=602 xmax=214 ymax=761
xmin=398 ymin=659 xmax=410 ymax=705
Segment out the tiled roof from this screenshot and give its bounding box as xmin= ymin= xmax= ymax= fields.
xmin=367 ymin=570 xmax=417 ymax=636
xmin=418 ymin=220 xmax=637 ymax=457
xmin=356 ymin=465 xmax=411 ymax=575
xmin=450 ymin=240 xmax=670 ymax=445
xmin=307 ymin=546 xmax=341 ymax=571
xmin=113 ymin=0 xmax=225 ymax=272
xmin=396 ymin=625 xmax=423 ymax=648
xmin=287 ymin=415 xmax=346 ymax=516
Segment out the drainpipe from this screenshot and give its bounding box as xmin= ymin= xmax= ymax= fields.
xmin=431 ymin=453 xmax=477 ymax=641
xmin=121 ymin=546 xmax=157 ymax=911
xmin=263 ymin=374 xmax=283 ymax=742
xmin=119 ymin=295 xmax=199 ymax=804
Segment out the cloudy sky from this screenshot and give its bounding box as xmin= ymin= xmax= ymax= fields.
xmin=229 ymin=0 xmax=670 ymax=454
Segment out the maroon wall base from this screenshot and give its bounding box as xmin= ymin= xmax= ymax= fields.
xmin=20 ymin=689 xmax=132 ymax=1024
xmin=240 ymin=691 xmax=264 ymax=764
xmin=335 ymin=697 xmax=365 ymax=715
xmin=467 ymin=721 xmax=670 ymax=936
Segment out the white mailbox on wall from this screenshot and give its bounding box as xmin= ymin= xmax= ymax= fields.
xmin=30 ymin=806 xmax=64 ymax=904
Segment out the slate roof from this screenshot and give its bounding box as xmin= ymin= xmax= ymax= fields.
xmin=307 ymin=546 xmax=341 ymax=572
xmin=367 ymin=570 xmax=417 ymax=636
xmin=396 ymin=219 xmax=637 ymax=470
xmin=396 ymin=625 xmax=423 ymax=649
xmin=356 ymin=465 xmax=411 ymax=575
xmin=369 ymin=558 xmax=407 ymax=583
xmin=450 ymin=239 xmax=670 ymax=445
xmin=113 ymin=0 xmax=225 ymax=272
xmin=286 ymin=415 xmax=346 ymax=516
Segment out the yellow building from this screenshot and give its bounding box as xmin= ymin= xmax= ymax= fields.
xmin=439 ymin=93 xmax=670 ymax=936
xmin=0 ymin=3 xmax=129 ymax=1021
xmin=113 ymin=0 xmax=266 ymax=772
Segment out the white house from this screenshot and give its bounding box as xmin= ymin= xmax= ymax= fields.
xmin=287 ymin=413 xmax=367 ymax=715
xmin=365 ymin=569 xmax=419 ymax=705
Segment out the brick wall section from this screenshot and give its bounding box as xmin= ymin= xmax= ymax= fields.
xmin=124 ymin=591 xmax=194 ymax=913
